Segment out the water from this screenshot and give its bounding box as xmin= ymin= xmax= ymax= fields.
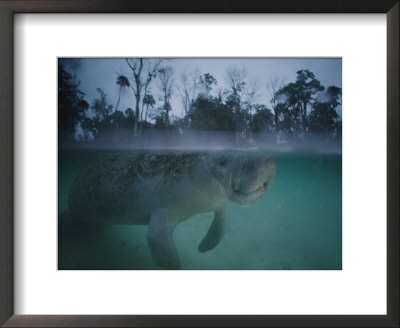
xmin=58 ymin=149 xmax=342 ymax=270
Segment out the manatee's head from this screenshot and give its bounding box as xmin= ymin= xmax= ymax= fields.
xmin=206 ymin=153 xmax=276 ymax=205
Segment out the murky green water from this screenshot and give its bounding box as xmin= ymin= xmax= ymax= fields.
xmin=58 ymin=149 xmax=341 ymax=270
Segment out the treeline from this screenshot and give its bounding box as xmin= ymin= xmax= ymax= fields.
xmin=58 ymin=59 xmax=342 ymax=146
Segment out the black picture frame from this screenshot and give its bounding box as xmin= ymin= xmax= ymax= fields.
xmin=0 ymin=1 xmax=398 ymax=327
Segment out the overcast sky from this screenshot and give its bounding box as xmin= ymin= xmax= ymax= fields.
xmin=62 ymin=57 xmax=342 ymax=118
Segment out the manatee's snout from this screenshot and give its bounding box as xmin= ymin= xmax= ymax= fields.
xmin=230 ymin=156 xmax=276 ymax=205
xmin=237 ymin=157 xmax=276 ymax=192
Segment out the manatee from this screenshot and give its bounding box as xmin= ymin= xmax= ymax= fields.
xmin=67 ymin=152 xmax=276 ymax=269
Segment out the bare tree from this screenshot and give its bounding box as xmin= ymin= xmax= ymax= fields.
xmin=157 ymin=65 xmax=174 ymax=128
xmin=225 ymin=66 xmax=248 ymax=98
xmin=177 ymin=69 xmax=200 ymax=126
xmin=266 ymin=76 xmax=284 ymax=107
xmin=189 ymin=69 xmax=201 ymax=103
xmin=178 ymin=72 xmax=190 ymax=117
xmin=225 ymin=66 xmax=249 ymax=144
xmin=125 ymin=58 xmax=162 ymax=137
xmin=243 ymin=79 xmax=260 ymax=115
xmin=266 ymin=76 xmax=285 ymax=130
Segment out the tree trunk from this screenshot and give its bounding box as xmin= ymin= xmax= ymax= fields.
xmin=302 ymin=101 xmax=308 ymax=132
xmin=165 ymin=109 xmax=169 ymax=128
xmin=274 ymin=107 xmax=279 ymax=132
xmin=235 ymin=121 xmax=239 ymax=145
xmin=134 ymin=90 xmax=140 ymax=137
xmin=139 ymin=104 xmax=148 ymax=137
xmin=145 ymin=105 xmax=150 ymax=123
xmin=115 ymin=87 xmax=122 ymax=112
xmin=139 ymin=99 xmax=148 ymax=137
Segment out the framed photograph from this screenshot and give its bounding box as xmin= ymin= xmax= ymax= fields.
xmin=57 ymin=57 xmax=342 ymax=271
xmin=0 ymin=1 xmax=398 ymax=327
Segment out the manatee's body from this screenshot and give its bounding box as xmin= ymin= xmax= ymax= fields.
xmin=68 ymin=152 xmax=276 ymax=269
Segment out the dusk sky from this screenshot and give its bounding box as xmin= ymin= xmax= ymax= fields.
xmin=61 ymin=58 xmax=342 ymax=119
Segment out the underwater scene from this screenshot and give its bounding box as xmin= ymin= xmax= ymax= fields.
xmin=58 ymin=148 xmax=341 ymax=270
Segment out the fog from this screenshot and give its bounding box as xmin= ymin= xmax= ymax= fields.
xmin=59 ymin=129 xmax=341 ymax=155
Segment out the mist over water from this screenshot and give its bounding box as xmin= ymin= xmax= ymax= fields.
xmin=60 ymin=129 xmax=342 ymax=154
xmin=58 ymin=138 xmax=342 ymax=270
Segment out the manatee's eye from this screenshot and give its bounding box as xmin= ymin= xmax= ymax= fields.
xmin=219 ymin=159 xmax=226 ymax=167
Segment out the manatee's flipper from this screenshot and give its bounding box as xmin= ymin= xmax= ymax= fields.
xmin=147 ymin=209 xmax=180 ymax=270
xmin=199 ymin=206 xmax=226 ymax=253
